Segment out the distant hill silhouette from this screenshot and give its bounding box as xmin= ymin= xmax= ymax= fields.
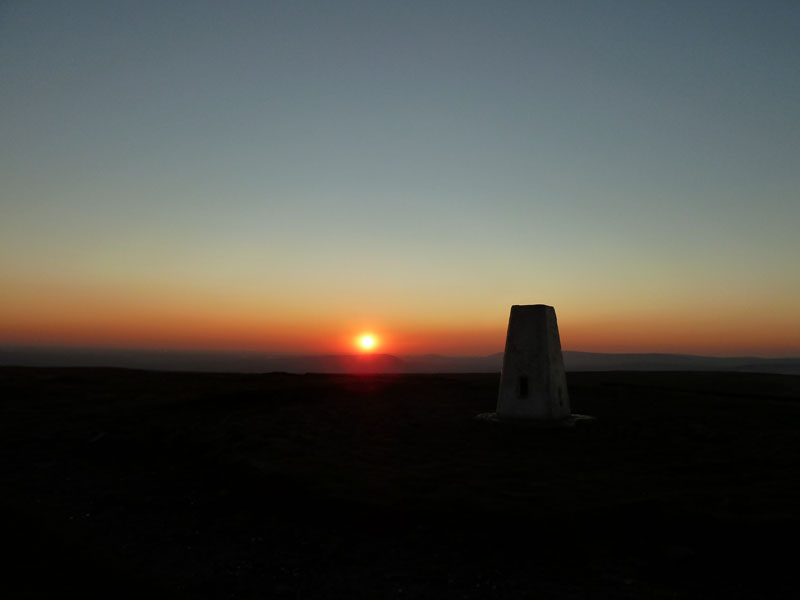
xmin=258 ymin=353 xmax=406 ymax=374
xmin=398 ymin=352 xmax=800 ymax=375
xmin=1 ymin=346 xmax=798 ymax=375
xmin=563 ymin=351 xmax=800 ymax=375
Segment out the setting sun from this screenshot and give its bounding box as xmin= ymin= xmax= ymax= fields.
xmin=359 ymin=335 xmax=376 ymax=352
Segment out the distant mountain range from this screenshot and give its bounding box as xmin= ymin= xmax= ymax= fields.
xmin=1 ymin=346 xmax=799 ymax=375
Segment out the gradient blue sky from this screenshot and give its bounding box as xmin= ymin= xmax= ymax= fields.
xmin=1 ymin=1 xmax=799 ymax=355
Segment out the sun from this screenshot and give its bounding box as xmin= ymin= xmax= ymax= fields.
xmin=358 ymin=334 xmax=377 ymax=352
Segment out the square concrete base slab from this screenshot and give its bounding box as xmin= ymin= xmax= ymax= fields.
xmin=476 ymin=412 xmax=595 ymax=428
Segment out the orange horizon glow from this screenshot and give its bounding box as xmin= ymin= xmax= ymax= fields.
xmin=1 ymin=313 xmax=798 ymax=358
xmin=1 ymin=282 xmax=798 ymax=358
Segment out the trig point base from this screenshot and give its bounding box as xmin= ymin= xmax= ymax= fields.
xmin=480 ymin=304 xmax=590 ymax=426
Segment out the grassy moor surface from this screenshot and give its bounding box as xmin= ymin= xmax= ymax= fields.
xmin=2 ymin=368 xmax=800 ymax=598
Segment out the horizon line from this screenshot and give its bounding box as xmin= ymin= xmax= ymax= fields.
xmin=1 ymin=344 xmax=798 ymax=361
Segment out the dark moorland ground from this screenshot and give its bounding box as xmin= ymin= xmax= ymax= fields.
xmin=2 ymin=368 xmax=799 ymax=599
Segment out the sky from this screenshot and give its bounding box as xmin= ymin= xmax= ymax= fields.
xmin=1 ymin=0 xmax=799 ymax=357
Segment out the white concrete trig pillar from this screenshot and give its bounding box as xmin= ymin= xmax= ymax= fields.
xmin=497 ymin=304 xmax=571 ymax=420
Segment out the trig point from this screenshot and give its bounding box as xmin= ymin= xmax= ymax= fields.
xmin=496 ymin=304 xmax=571 ymax=422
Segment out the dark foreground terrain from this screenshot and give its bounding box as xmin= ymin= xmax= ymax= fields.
xmin=2 ymin=368 xmax=799 ymax=598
